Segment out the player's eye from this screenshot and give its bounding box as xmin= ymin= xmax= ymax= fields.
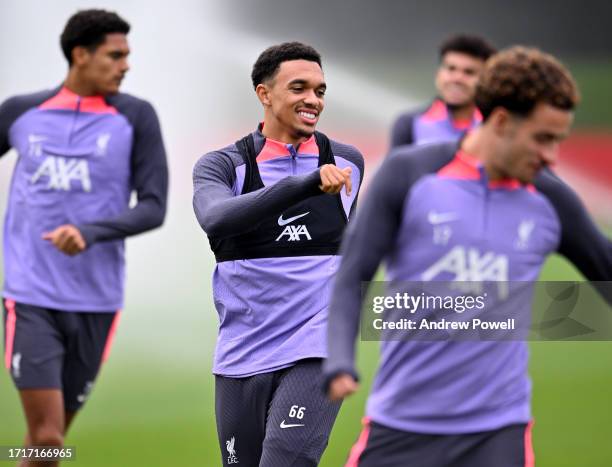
xmin=534 ymin=134 xmax=555 ymax=144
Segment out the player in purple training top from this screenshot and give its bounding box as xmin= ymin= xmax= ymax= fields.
xmin=0 ymin=10 xmax=168 ymax=464
xmin=193 ymin=42 xmax=364 ymax=466
xmin=325 ymin=47 xmax=611 ymax=466
xmin=390 ymin=34 xmax=496 ymax=148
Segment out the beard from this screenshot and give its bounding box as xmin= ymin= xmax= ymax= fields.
xmin=294 ymin=126 xmax=315 ymax=139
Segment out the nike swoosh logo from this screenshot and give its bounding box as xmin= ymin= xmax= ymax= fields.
xmin=278 ymin=212 xmax=310 ymax=226
xmin=280 ymin=420 xmax=305 ymax=429
xmin=427 ymin=211 xmax=459 ymax=225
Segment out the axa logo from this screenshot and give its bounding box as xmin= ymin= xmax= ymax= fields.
xmin=422 ymin=246 xmax=509 ymax=298
xmin=422 ymin=246 xmax=509 ymax=281
xmin=30 ymin=156 xmax=92 ymax=192
xmin=276 ymin=212 xmax=311 ymax=242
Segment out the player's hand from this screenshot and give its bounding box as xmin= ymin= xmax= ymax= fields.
xmin=328 ymin=373 xmax=359 ymax=401
xmin=319 ymin=164 xmax=352 ymax=196
xmin=42 ymin=225 xmax=87 ymax=256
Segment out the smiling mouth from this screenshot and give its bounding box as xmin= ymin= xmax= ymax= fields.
xmin=297 ymin=110 xmax=318 ymax=125
xmin=446 ymin=84 xmax=468 ymax=93
xmin=298 ymin=110 xmax=317 ymax=119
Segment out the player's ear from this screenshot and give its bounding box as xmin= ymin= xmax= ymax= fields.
xmin=255 ymin=83 xmax=272 ymax=107
xmin=489 ymin=107 xmax=513 ymax=137
xmin=71 ymin=46 xmax=91 ymax=67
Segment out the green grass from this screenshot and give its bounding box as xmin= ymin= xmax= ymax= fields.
xmin=1 ymin=254 xmax=611 ymax=466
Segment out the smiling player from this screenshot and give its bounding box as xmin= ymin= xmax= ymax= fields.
xmin=391 ymin=34 xmax=496 ymax=148
xmin=193 ymin=42 xmax=364 ymax=466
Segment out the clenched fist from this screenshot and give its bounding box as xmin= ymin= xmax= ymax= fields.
xmin=319 ymin=164 xmax=352 ymax=196
xmin=327 ymin=373 xmax=359 ymax=401
xmin=42 ymin=224 xmax=87 ymax=256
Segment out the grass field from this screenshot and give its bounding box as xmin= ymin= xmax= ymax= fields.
xmin=1 ymin=254 xmax=611 ymax=466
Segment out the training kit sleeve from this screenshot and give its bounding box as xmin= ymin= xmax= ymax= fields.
xmin=389 ymin=111 xmax=416 ymax=148
xmin=193 ymin=150 xmax=325 ymax=239
xmin=76 ymin=98 xmax=169 ymax=245
xmin=0 ymin=90 xmax=58 ymax=156
xmin=535 ymin=168 xmax=612 ymax=303
xmin=323 ymin=145 xmax=453 ymax=386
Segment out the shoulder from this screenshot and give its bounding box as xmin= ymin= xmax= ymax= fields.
xmin=387 ymin=141 xmax=457 ymax=175
xmin=367 ymin=142 xmax=457 ymax=205
xmin=0 ymin=87 xmax=59 ymax=121
xmin=534 ymin=168 xmax=580 ymax=206
xmin=393 ymin=104 xmax=431 ymax=125
xmin=193 ymin=143 xmax=243 ymax=177
xmin=107 ymin=91 xmax=149 ymax=108
xmin=533 ymin=167 xmax=587 ymax=219
xmin=106 ymin=92 xmax=159 ymax=124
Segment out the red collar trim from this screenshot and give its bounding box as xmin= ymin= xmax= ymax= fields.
xmin=256 ymin=122 xmax=319 ymax=162
xmin=422 ymin=99 xmax=482 ymax=129
xmin=438 ymin=150 xmax=535 ymax=191
xmin=39 ymin=86 xmax=117 ymax=114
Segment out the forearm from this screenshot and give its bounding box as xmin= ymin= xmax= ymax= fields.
xmin=77 ymin=195 xmax=166 ymax=245
xmin=194 ymin=170 xmax=323 ymax=239
xmin=323 ymin=156 xmax=407 ymax=385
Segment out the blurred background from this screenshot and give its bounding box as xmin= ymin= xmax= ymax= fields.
xmin=1 ymin=1 xmax=610 ymax=465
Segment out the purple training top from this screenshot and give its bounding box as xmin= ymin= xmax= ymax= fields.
xmin=0 ymin=86 xmax=168 ymax=311
xmin=193 ymin=127 xmax=364 ymax=377
xmin=390 ymin=99 xmax=482 ymax=148
xmin=324 ymin=142 xmax=611 ymax=434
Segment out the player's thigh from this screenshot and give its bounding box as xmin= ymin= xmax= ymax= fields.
xmin=353 ymin=421 xmax=530 ymax=467
xmin=456 ymin=423 xmax=530 ymax=467
xmin=215 ymin=372 xmax=275 ymax=466
xmin=261 ymin=359 xmax=341 ymax=467
xmin=19 ymin=388 xmax=65 ymax=438
xmin=3 ymin=299 xmax=64 ymax=391
xmin=61 ymin=311 xmax=119 ymax=412
xmin=350 ymin=420 xmax=444 ymax=467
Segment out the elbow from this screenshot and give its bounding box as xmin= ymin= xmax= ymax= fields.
xmin=194 ymin=207 xmax=224 ymax=238
xmin=142 ymin=203 xmax=166 ymax=232
xmin=193 ymin=200 xmax=228 ymax=238
xmin=151 ymin=200 xmax=167 ymax=229
xmin=151 ymin=210 xmax=166 ymax=230
xmin=198 ymin=215 xmax=226 ymax=238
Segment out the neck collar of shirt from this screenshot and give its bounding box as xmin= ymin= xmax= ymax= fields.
xmin=439 ymin=149 xmax=534 ymax=191
xmin=255 ymin=123 xmax=319 ymax=162
xmin=39 ymin=86 xmax=117 ymax=114
xmin=422 ymin=99 xmax=482 ymax=130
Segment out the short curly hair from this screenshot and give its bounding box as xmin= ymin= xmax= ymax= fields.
xmin=251 ymin=42 xmax=322 ymax=89
xmin=476 ymin=46 xmax=579 ymax=121
xmin=61 ymin=9 xmax=130 ymax=65
xmin=439 ymin=34 xmax=496 ymax=62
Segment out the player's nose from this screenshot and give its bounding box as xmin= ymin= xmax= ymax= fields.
xmin=303 ymin=89 xmax=320 ymax=106
xmin=539 ymin=142 xmax=559 ymax=166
